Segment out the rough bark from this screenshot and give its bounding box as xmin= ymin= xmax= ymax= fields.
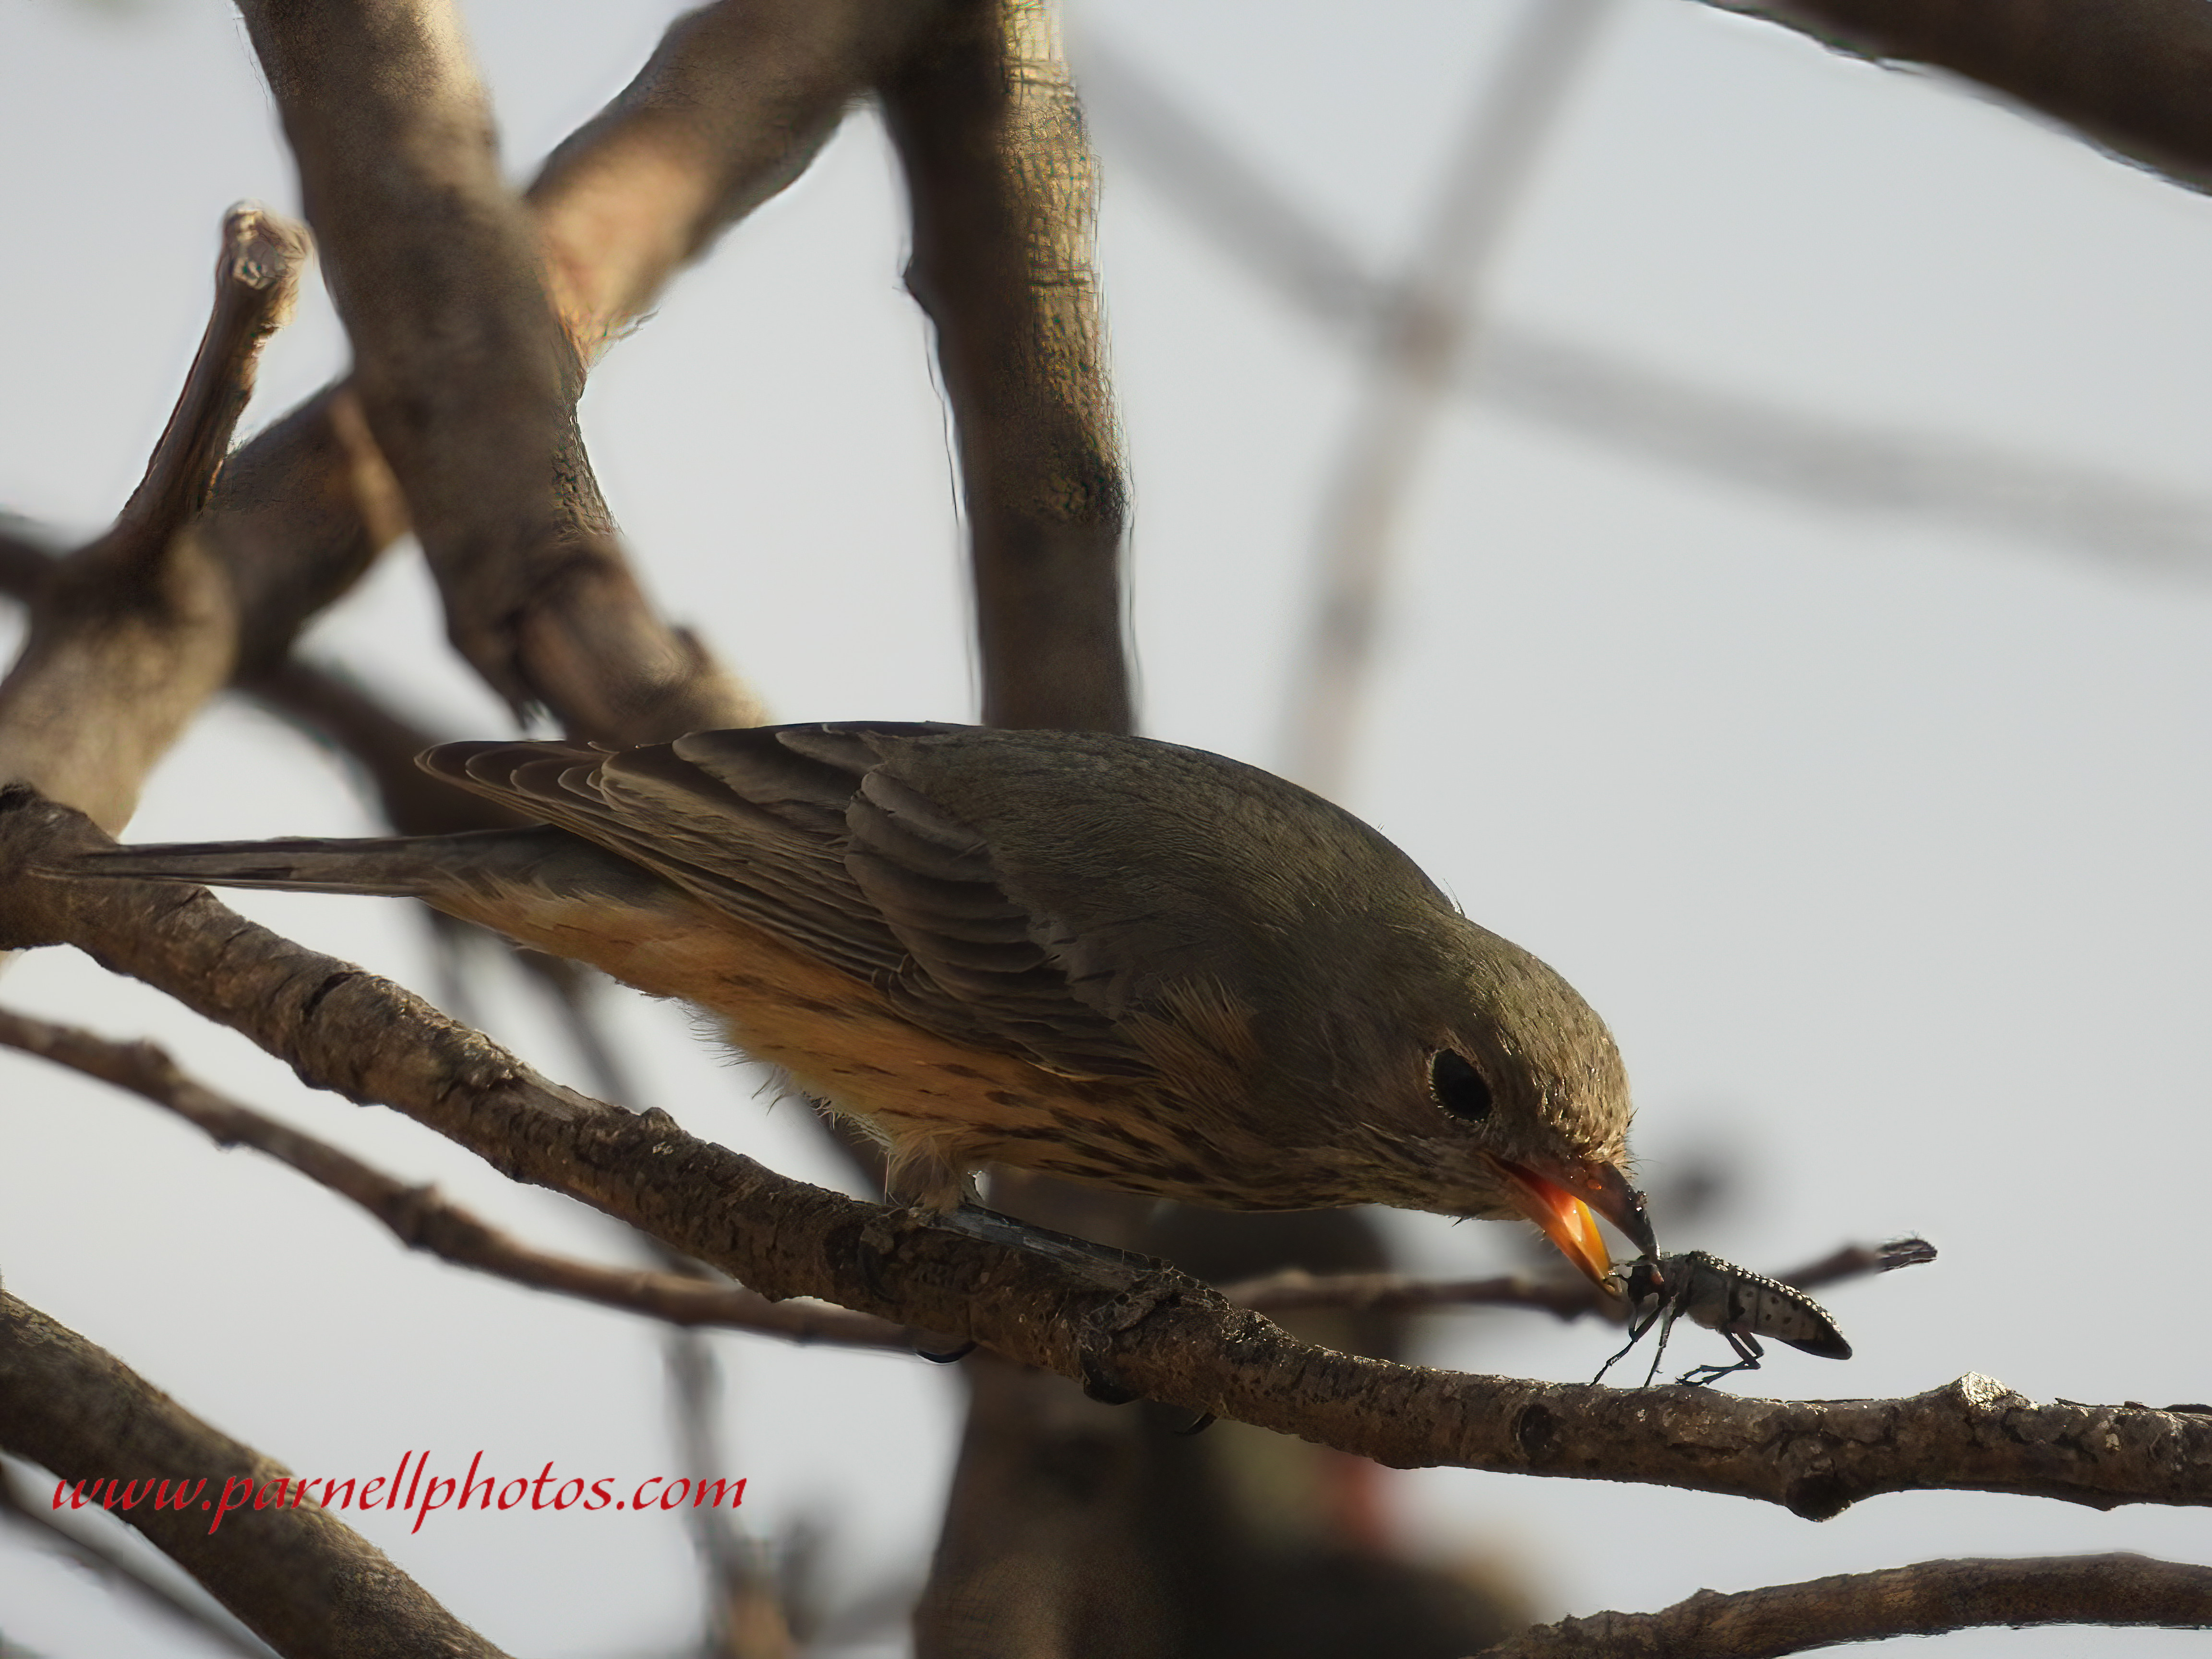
xmin=1481 ymin=1552 xmax=2212 ymax=1656
xmin=880 ymin=0 xmax=1131 ymax=735
xmin=0 ymin=1291 xmax=506 ymax=1659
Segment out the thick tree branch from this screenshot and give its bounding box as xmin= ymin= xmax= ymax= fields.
xmin=0 ymin=1006 xmax=908 ymax=1352
xmin=193 ymin=0 xmax=926 ymax=703
xmin=879 ymin=11 xmax=1152 ymax=1644
xmin=1712 ymin=0 xmax=2212 ymax=195
xmin=529 ymin=0 xmax=941 ymax=364
xmin=0 ymin=207 xmax=304 ymax=832
xmin=879 ymin=0 xmax=1131 ymax=733
xmin=0 ymin=1290 xmax=507 ymax=1659
xmin=5 ymin=791 xmax=2208 ymax=1518
xmin=0 ymin=994 xmax=1931 ymax=1350
xmin=1481 ymin=1552 xmax=2212 ymax=1657
xmin=233 ymin=0 xmax=756 ymax=745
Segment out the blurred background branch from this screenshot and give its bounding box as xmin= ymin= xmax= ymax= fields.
xmin=1274 ymin=0 xmax=1617 ymax=794
xmin=1071 ymin=25 xmax=2212 ymax=580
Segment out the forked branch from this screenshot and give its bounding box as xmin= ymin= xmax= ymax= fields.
xmin=234 ymin=0 xmax=755 ymax=744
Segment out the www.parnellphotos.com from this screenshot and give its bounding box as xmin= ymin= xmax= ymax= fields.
xmin=48 ymin=1450 xmax=748 ymax=1535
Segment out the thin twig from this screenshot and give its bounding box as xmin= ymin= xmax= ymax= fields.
xmin=1218 ymin=1236 xmax=1935 ymax=1319
xmin=662 ymin=1334 xmax=799 ymax=1659
xmin=0 ymin=1460 xmax=279 ymax=1659
xmin=1224 ymin=1268 xmax=1604 ymax=1321
xmin=0 ymin=1006 xmax=909 ymax=1352
xmin=0 ymin=207 xmax=305 ymax=832
xmin=1783 ymin=1236 xmax=1937 ymax=1290
xmin=1480 ymin=1552 xmax=2212 ymax=1656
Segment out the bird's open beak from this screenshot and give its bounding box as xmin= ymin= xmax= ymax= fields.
xmin=1486 ymin=1156 xmax=1655 ymax=1288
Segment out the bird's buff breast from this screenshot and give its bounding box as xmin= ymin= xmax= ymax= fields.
xmin=445 ymin=886 xmax=1271 ymax=1211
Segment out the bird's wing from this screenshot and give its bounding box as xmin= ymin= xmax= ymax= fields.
xmin=424 ymin=725 xmax=1154 ymax=1079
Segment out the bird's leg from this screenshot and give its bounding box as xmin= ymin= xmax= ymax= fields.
xmin=932 ymin=1204 xmax=1196 ymax=1399
xmin=860 ymin=1139 xmax=1205 ymax=1403
xmin=864 ymin=1149 xmax=1156 ymax=1285
xmin=929 ymin=1202 xmax=1161 ymax=1278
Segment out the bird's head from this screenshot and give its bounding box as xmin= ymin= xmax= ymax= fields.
xmin=1434 ymin=926 xmax=1649 ymax=1281
xmin=1267 ymin=914 xmax=1651 ymax=1285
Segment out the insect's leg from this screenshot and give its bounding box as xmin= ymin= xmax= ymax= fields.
xmin=1642 ymin=1301 xmax=1683 ymax=1388
xmin=1593 ymin=1303 xmax=1664 ymax=1385
xmin=1681 ymin=1330 xmax=1766 ymax=1387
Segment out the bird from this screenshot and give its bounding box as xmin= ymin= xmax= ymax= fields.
xmin=67 ymin=722 xmax=1653 ymax=1280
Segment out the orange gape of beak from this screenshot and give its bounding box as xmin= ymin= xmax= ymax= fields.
xmin=1489 ymin=1158 xmax=1615 ymax=1287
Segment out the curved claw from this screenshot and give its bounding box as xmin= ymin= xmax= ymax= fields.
xmin=1077 ymin=1349 xmax=1142 ymax=1406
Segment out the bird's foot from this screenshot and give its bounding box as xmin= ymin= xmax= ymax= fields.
xmin=857 ymin=1202 xmax=934 ymax=1302
xmin=1072 ymin=1269 xmax=1188 ymax=1407
xmin=859 ymin=1199 xmax=1197 ymax=1398
xmin=855 ymin=1211 xmax=978 ymax=1362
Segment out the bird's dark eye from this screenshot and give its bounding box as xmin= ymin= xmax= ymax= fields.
xmin=1428 ymin=1049 xmax=1493 ymax=1122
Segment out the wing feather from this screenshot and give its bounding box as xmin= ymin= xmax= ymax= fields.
xmin=421 ymin=724 xmax=1156 ymax=1079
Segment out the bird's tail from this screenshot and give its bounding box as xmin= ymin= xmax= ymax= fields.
xmin=52 ymin=827 xmax=570 ymax=900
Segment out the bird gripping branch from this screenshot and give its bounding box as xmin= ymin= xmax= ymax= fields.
xmin=60 ymin=722 xmax=1653 ymax=1278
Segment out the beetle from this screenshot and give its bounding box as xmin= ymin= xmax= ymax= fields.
xmin=1594 ymin=1250 xmax=1851 ymax=1388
